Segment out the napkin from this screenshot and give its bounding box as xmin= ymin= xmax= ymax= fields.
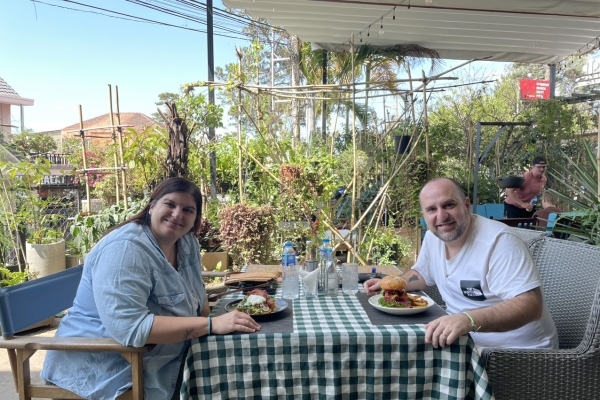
xmin=299 ymin=268 xmax=319 ymax=295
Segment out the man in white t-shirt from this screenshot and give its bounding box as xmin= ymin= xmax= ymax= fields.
xmin=364 ymin=177 xmax=558 ymax=349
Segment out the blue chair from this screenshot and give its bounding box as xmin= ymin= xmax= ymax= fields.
xmin=546 ymin=212 xmax=558 ymax=235
xmin=471 ymin=205 xmax=488 ymax=218
xmin=419 ymin=217 xmax=427 ymax=239
xmin=485 ymin=204 xmax=505 ymax=220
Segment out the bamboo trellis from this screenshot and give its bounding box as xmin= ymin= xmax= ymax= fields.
xmin=185 ymin=57 xmax=487 ymax=265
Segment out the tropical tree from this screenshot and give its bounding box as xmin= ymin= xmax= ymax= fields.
xmin=8 ymin=129 xmax=57 ymax=155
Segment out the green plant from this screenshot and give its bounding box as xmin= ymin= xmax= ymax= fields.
xmin=196 ymin=217 xmax=222 ymax=252
xmin=0 ymin=266 xmax=27 ymax=287
xmin=0 ymin=158 xmax=66 ymax=247
xmin=69 ymin=198 xmax=147 ymax=257
xmin=361 ymin=224 xmax=413 ymax=268
xmin=218 ymin=203 xmax=277 ymax=269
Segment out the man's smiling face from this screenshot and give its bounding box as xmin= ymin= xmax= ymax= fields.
xmin=420 ymin=179 xmax=471 ymax=243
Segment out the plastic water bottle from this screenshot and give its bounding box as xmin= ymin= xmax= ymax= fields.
xmin=319 ymin=238 xmax=338 ymax=296
xmin=281 ymin=242 xmax=299 ymax=300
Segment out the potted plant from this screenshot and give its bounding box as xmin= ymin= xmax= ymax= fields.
xmin=197 ymin=217 xmax=229 ymax=271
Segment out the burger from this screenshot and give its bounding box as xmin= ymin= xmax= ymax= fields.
xmin=378 ymin=276 xmax=411 ymax=308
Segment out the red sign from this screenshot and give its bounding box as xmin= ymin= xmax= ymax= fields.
xmin=519 ymin=79 xmax=550 ymax=100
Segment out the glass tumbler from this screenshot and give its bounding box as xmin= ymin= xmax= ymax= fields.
xmin=341 ymin=263 xmax=359 ymax=295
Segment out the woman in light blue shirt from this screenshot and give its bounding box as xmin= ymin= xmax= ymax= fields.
xmin=41 ymin=177 xmax=260 ymax=400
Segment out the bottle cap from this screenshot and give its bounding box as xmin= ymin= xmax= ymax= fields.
xmin=323 ymin=238 xmax=330 ymax=243
xmin=285 ymin=242 xmax=293 ymax=246
xmin=371 ymin=267 xmax=377 ymax=273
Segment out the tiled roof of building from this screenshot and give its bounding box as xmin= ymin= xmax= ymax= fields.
xmin=0 ymin=76 xmax=20 ymax=98
xmin=61 ymin=112 xmax=159 ymax=133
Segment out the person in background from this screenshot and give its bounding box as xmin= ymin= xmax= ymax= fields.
xmin=504 ymin=156 xmax=547 ymax=218
xmin=364 ymin=177 xmax=558 ymax=350
xmin=41 ymin=177 xmax=260 ymax=400
xmin=533 ymin=190 xmax=563 ymax=228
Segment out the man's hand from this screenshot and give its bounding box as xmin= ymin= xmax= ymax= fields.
xmin=424 ymin=314 xmax=472 ymax=348
xmin=363 ymin=278 xmax=381 ymax=295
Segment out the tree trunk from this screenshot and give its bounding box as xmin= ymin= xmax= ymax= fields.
xmin=159 ymin=102 xmax=189 ymax=178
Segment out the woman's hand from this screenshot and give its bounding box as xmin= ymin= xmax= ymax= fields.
xmin=212 ymin=311 xmax=261 ymax=334
xmin=363 ymin=278 xmax=381 ymax=295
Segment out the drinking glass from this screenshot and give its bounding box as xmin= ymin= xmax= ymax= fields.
xmin=341 ymin=263 xmax=359 ymax=295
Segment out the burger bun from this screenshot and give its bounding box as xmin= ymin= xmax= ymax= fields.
xmin=380 ymin=276 xmax=406 ymax=291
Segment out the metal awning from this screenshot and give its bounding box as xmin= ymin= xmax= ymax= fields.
xmin=223 ymin=0 xmax=600 ymax=64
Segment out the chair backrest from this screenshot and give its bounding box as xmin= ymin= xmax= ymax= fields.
xmin=485 ymin=203 xmax=505 ymax=220
xmin=545 ymin=212 xmax=558 ymax=234
xmin=0 ymin=265 xmax=83 ymax=338
xmin=471 ymin=204 xmax=488 ymax=218
xmin=529 ymin=238 xmax=600 ymax=349
xmin=510 ymin=227 xmax=548 ymax=246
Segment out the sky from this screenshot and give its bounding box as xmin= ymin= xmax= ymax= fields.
xmin=1 ymin=0 xmax=508 ymax=134
xmin=1 ymin=0 xmax=244 ymax=133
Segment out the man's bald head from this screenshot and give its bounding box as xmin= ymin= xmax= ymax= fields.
xmin=420 ymin=178 xmax=466 ymax=205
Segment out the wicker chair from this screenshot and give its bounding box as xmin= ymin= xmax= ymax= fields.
xmin=481 ymin=237 xmax=600 ymax=399
xmin=510 ymin=227 xmax=549 ymax=247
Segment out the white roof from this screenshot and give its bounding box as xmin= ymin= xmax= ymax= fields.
xmin=224 ymin=0 xmax=600 ymax=64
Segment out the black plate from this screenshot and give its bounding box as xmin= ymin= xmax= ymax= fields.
xmin=225 ymin=298 xmax=288 ymax=317
xmin=358 ymin=273 xmax=387 ymax=283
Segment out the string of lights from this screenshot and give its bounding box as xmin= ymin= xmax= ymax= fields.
xmin=557 ymin=34 xmax=600 ymax=72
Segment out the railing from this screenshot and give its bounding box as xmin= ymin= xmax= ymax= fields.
xmin=26 ymin=153 xmax=71 ymax=165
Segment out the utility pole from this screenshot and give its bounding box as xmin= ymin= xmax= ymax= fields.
xmin=207 ymin=0 xmax=217 ymax=199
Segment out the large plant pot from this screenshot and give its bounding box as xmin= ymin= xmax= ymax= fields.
xmin=66 ymin=254 xmax=84 ymax=269
xmin=26 ymin=239 xmax=66 ymax=278
xmin=202 ymin=251 xmax=229 ymax=271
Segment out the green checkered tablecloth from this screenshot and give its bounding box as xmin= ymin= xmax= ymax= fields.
xmin=182 ymin=281 xmax=495 ymax=400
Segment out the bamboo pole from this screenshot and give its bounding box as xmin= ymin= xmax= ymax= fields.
xmin=108 ymin=85 xmax=120 ymax=205
xmin=237 ymin=48 xmax=244 ymax=202
xmin=350 ymin=38 xmax=358 ymax=252
xmin=422 ymin=71 xmax=430 ymax=168
xmin=115 ymin=86 xmax=128 ymax=210
xmin=597 ymin=109 xmax=599 ymax=201
xmin=79 ymin=105 xmax=91 ymax=213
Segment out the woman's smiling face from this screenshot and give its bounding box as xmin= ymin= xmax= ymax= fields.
xmin=149 ymin=192 xmax=197 ymax=244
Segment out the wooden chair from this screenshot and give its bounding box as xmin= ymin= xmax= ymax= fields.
xmin=0 ymin=265 xmax=149 ymax=400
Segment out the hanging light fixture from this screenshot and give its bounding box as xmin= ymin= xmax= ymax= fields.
xmin=379 ymin=19 xmax=384 ymax=35
xmin=360 ymin=32 xmax=363 ymax=43
xmin=393 ymin=7 xmax=396 ymax=20
xmin=367 ymin=26 xmax=370 ymax=36
xmin=408 ymin=0 xmax=411 ymax=9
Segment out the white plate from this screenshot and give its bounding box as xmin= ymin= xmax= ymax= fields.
xmin=368 ymin=294 xmax=435 ymax=315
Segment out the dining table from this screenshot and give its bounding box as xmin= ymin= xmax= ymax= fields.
xmin=181 ymin=265 xmax=495 ymax=399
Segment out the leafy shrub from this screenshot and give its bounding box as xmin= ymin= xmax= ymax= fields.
xmin=218 ymin=203 xmax=277 ymax=268
xmin=196 ymin=217 xmax=222 ymax=252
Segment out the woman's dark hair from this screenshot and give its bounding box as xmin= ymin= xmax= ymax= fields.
xmin=104 ymin=177 xmax=203 ymax=237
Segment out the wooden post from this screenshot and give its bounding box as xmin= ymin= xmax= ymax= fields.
xmin=115 ymin=86 xmax=128 ymax=210
xmin=79 ymin=105 xmax=91 ymax=213
xmin=108 ymin=85 xmax=120 ymax=205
